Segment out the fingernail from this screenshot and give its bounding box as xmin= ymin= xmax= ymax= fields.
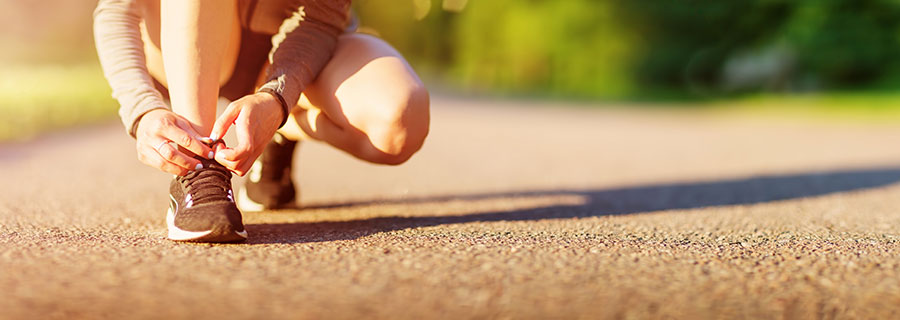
xmin=208 ymin=151 xmax=214 ymax=159
xmin=195 ymin=163 xmax=203 ymax=171
xmin=209 ymin=133 xmax=219 ymax=141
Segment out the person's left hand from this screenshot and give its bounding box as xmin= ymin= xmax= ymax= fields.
xmin=209 ymin=92 xmax=285 ymax=176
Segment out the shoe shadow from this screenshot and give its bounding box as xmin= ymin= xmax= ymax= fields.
xmin=244 ymin=166 xmax=900 ymax=244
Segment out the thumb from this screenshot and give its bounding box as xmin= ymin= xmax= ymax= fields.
xmin=210 ymin=101 xmax=242 ymax=141
xmin=218 ymin=110 xmax=253 ymax=161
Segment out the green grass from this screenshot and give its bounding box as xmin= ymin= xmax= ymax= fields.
xmin=0 ymin=64 xmax=118 ymax=142
xmin=701 ymin=92 xmax=900 ymax=124
xmin=3 ymin=63 xmax=900 ymax=143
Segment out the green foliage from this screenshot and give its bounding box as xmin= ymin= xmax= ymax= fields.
xmin=356 ymin=0 xmax=640 ymax=98
xmin=617 ymin=0 xmax=792 ymax=90
xmin=451 ymin=0 xmax=637 ymax=97
xmin=783 ymin=0 xmax=900 ymax=86
xmin=356 ymin=0 xmax=900 ymax=99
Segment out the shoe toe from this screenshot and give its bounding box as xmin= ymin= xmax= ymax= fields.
xmin=170 ymin=203 xmax=246 ymax=242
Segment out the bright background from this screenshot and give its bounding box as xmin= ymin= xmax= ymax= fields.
xmin=4 ymin=0 xmax=900 ymax=141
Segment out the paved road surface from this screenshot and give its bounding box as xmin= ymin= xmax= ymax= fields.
xmin=3 ymin=97 xmax=900 ymax=319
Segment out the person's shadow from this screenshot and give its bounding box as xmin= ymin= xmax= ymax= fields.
xmin=245 ymin=167 xmax=900 ymax=244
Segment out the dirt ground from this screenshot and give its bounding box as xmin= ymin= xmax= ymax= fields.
xmin=3 ymin=96 xmax=900 ymax=319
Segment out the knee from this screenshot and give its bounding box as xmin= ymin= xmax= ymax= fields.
xmin=362 ymin=83 xmax=430 ymax=165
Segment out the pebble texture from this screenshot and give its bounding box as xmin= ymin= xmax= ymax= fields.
xmin=2 ymin=97 xmax=900 ymax=319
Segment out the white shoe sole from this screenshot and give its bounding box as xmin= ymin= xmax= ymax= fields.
xmin=166 ymin=207 xmax=248 ymax=242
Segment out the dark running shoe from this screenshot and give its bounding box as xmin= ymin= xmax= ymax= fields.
xmin=167 ymin=158 xmax=247 ymax=242
xmin=237 ymin=132 xmax=297 ymax=212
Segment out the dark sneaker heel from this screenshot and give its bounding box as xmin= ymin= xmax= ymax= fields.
xmin=239 ymin=133 xmax=297 ymax=211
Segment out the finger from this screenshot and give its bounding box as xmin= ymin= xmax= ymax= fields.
xmin=235 ymin=158 xmax=255 ymax=176
xmin=152 ymin=138 xmax=202 ymax=171
xmin=140 ymin=147 xmax=189 ymax=176
xmin=214 ymin=152 xmax=248 ymax=176
xmin=214 ymin=148 xmax=249 ymax=177
xmin=175 ymin=118 xmax=215 ymax=159
xmin=158 ymin=160 xmax=190 ymax=176
xmin=219 ymin=111 xmax=254 ymax=162
xmin=159 ymin=160 xmax=190 ymax=176
xmin=210 ymin=101 xmax=242 ymax=141
xmin=215 ymin=143 xmax=252 ymax=176
xmin=212 ymin=142 xmax=239 ymax=172
xmin=160 ymin=124 xmax=212 ymax=159
xmin=223 ymin=110 xmax=263 ymax=176
xmin=215 ymin=144 xmax=248 ymax=163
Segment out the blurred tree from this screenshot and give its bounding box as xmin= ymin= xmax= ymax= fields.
xmin=617 ymin=0 xmax=794 ymax=94
xmin=356 ymin=0 xmax=638 ymax=98
xmin=782 ymin=0 xmax=900 ymax=87
xmin=355 ymin=0 xmax=900 ymax=99
xmin=451 ymin=0 xmax=638 ymax=97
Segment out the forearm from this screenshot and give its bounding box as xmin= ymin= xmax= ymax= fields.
xmin=93 ymin=0 xmax=167 ymax=137
xmin=260 ymin=0 xmax=351 ymax=114
xmin=160 ymin=0 xmax=236 ymax=135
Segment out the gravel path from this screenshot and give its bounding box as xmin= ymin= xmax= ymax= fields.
xmin=3 ymin=97 xmax=900 ymax=319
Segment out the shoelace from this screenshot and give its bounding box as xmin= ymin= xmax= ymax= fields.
xmin=177 ymin=160 xmax=232 ymax=205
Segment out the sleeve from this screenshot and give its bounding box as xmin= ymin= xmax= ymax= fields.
xmin=93 ymin=0 xmax=168 ymax=137
xmin=258 ymin=0 xmax=351 ymax=118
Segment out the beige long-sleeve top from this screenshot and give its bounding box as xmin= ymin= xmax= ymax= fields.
xmin=93 ymin=0 xmax=351 ymax=136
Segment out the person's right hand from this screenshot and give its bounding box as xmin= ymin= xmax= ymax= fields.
xmin=135 ymin=109 xmax=213 ymax=176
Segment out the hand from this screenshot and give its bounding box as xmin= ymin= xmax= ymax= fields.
xmin=210 ymin=92 xmax=285 ymax=176
xmin=135 ymin=109 xmax=214 ymax=176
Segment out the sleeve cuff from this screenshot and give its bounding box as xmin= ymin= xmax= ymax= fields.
xmin=119 ymin=90 xmax=169 ymax=138
xmin=257 ymin=84 xmax=290 ymax=128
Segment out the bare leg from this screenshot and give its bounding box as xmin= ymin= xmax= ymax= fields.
xmin=276 ymin=33 xmax=431 ymax=165
xmin=159 ymin=0 xmax=239 ymax=135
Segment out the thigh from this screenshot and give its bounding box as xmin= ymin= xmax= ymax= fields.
xmin=297 ymin=33 xmax=426 ymax=134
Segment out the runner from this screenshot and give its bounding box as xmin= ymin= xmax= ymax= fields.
xmin=94 ymin=0 xmax=430 ymax=242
